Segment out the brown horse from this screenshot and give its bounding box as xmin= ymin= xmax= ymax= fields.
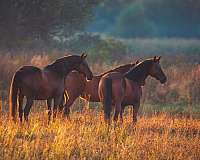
xmin=9 ymin=53 xmax=93 ymax=122
xmin=62 ymin=62 xmax=137 ymax=116
xmin=98 ymin=56 xmax=167 ymax=123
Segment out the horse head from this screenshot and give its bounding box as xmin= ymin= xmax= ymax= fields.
xmin=75 ymin=53 xmax=93 ymax=80
xmin=148 ymin=56 xmax=167 ymax=84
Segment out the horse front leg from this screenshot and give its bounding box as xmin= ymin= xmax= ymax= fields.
xmin=63 ymin=97 xmax=78 ymax=119
xmin=120 ymin=105 xmax=125 ymax=123
xmin=113 ymin=101 xmax=122 ymax=122
xmin=24 ymin=98 xmax=33 ymax=122
xmin=63 ymin=103 xmax=71 ymax=120
xmin=132 ymin=101 xmax=140 ymax=123
xmin=47 ymin=98 xmax=52 ymax=123
xmin=53 ymin=95 xmax=63 ymax=121
xmin=63 ymin=93 xmax=77 ymax=120
xmin=58 ymin=91 xmax=66 ymax=113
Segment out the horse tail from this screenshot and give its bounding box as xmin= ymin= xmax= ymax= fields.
xmin=9 ymin=71 xmax=20 ymax=121
xmin=103 ymin=78 xmax=112 ymax=121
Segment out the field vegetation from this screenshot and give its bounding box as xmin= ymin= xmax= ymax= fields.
xmin=1 ymin=0 xmax=200 ymax=159
xmin=0 ymin=48 xmax=200 ymax=159
xmin=0 ymin=110 xmax=199 ymax=159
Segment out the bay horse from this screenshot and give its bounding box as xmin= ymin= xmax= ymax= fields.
xmin=9 ymin=53 xmax=93 ymax=122
xmin=62 ymin=62 xmax=138 ymax=116
xmin=98 ymin=56 xmax=167 ymax=123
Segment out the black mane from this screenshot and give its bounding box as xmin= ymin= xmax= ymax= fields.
xmin=124 ymin=59 xmax=153 ymax=84
xmin=44 ymin=55 xmax=81 ymax=77
xmin=99 ymin=63 xmax=135 ymax=76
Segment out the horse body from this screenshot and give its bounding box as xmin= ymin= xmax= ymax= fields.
xmin=122 ymin=79 xmax=142 ymax=106
xmin=9 ymin=54 xmax=93 ymax=122
xmin=65 ymin=71 xmax=86 ymax=100
xmin=99 ymin=72 xmax=126 ymax=104
xmin=98 ymin=72 xmax=126 ymax=122
xmin=63 ymin=63 xmax=136 ymax=115
xmin=17 ymin=67 xmax=63 ymax=100
xmin=98 ymin=56 xmax=167 ymax=123
xmin=81 ymin=76 xmax=101 ymax=102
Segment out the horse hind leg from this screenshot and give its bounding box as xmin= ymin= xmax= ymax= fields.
xmin=24 ymin=98 xmax=33 ymax=122
xmin=103 ymin=78 xmax=112 ymax=124
xmin=132 ymin=101 xmax=140 ymax=123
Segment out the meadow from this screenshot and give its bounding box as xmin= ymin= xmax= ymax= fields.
xmin=0 ymin=109 xmax=200 ymax=160
xmin=0 ymin=51 xmax=200 ymax=160
xmin=1 ymin=0 xmax=200 ymax=159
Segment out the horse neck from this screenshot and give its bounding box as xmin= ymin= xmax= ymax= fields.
xmin=85 ymin=75 xmax=101 ymax=86
xmin=124 ymin=62 xmax=151 ymax=85
xmin=44 ymin=59 xmax=75 ymax=78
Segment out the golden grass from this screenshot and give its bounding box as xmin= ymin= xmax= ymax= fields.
xmin=0 ymin=110 xmax=200 ymax=160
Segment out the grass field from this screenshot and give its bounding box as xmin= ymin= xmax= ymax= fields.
xmin=0 ymin=108 xmax=199 ymax=160
xmin=0 ymin=52 xmax=200 ymax=159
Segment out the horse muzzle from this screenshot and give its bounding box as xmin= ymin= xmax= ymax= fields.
xmin=160 ymin=77 xmax=167 ymax=84
xmin=86 ymin=74 xmax=93 ymax=81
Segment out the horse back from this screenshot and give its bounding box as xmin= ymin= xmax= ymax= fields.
xmin=99 ymin=72 xmax=125 ymax=103
xmin=17 ymin=65 xmax=41 ymax=76
xmin=14 ymin=66 xmax=42 ymax=85
xmin=15 ymin=65 xmax=59 ymax=99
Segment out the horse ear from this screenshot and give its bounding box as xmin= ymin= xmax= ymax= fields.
xmin=135 ymin=60 xmax=140 ymax=64
xmin=81 ymin=53 xmax=87 ymax=59
xmin=153 ymin=56 xmax=157 ymax=62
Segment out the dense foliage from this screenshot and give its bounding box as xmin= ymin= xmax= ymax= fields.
xmin=0 ymin=0 xmax=100 ymax=49
xmin=88 ymin=0 xmax=200 ymax=38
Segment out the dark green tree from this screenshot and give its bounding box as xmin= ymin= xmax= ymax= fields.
xmin=0 ymin=0 xmax=100 ymax=49
xmin=89 ymin=0 xmax=200 ymax=38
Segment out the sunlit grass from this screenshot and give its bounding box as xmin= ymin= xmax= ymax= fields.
xmin=0 ymin=109 xmax=199 ymax=160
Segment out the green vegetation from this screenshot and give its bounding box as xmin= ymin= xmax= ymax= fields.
xmin=89 ymin=0 xmax=200 ymax=38
xmin=0 ymin=0 xmax=100 ymax=49
xmin=60 ymin=33 xmax=200 ymax=60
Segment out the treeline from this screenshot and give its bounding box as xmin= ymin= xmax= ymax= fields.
xmin=0 ymin=0 xmax=100 ymax=49
xmin=61 ymin=33 xmax=200 ymax=61
xmin=1 ymin=0 xmax=200 ymax=51
xmin=88 ymin=0 xmax=200 ymax=38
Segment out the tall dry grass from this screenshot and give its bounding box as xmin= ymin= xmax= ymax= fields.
xmin=0 ymin=110 xmax=199 ymax=160
xmin=0 ymin=53 xmax=199 ymax=159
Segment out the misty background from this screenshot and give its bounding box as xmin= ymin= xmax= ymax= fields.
xmin=88 ymin=0 xmax=200 ymax=38
xmin=0 ymin=0 xmax=200 ymax=58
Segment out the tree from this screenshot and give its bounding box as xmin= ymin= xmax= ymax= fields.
xmin=0 ymin=0 xmax=101 ymax=49
xmin=88 ymin=0 xmax=200 ymax=38
xmin=113 ymin=1 xmax=156 ymax=38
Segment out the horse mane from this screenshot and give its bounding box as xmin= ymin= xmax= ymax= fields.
xmin=44 ymin=55 xmax=81 ymax=77
xmin=124 ymin=59 xmax=153 ymax=82
xmin=98 ymin=63 xmax=135 ymax=76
